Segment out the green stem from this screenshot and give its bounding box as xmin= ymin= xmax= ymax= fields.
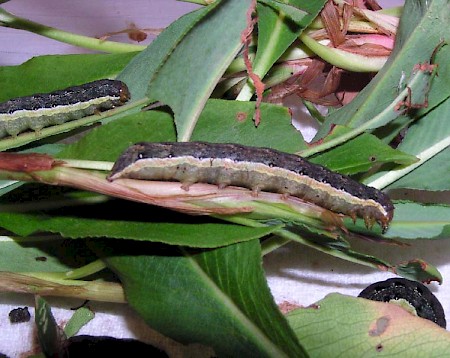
xmin=26 ymin=259 xmax=108 ymax=281
xmin=299 ymin=33 xmax=387 ymax=72
xmin=299 ymin=127 xmax=364 ymax=158
xmin=298 ymin=67 xmax=431 ymax=157
xmin=366 ymin=135 xmax=450 ymax=189
xmin=378 ymin=6 xmax=403 ymax=17
xmin=236 ymin=12 xmax=288 ymax=102
xmin=62 ymin=159 xmax=114 ymax=171
xmin=213 ymin=215 xmax=267 ymax=228
xmin=303 ymin=100 xmax=325 ymax=124
xmin=0 ymin=8 xmax=145 ymax=53
xmin=0 ymin=271 xmax=126 ymax=303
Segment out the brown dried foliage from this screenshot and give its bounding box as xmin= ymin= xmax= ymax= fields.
xmin=264 ymin=0 xmax=387 ymax=107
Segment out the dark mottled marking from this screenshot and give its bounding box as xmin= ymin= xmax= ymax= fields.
xmin=108 ymin=142 xmax=394 ymax=231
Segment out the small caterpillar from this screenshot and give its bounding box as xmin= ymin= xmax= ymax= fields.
xmin=358 ymin=278 xmax=446 ymax=328
xmin=0 ymin=79 xmax=130 ymax=138
xmin=108 ymin=142 xmax=394 ymax=231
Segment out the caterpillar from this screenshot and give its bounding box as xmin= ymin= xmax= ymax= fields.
xmin=108 ymin=142 xmax=394 ymax=232
xmin=0 ymin=79 xmax=130 ymax=138
xmin=358 ymin=278 xmax=446 ymax=328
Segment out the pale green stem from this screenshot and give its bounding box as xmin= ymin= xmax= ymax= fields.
xmin=297 ymin=70 xmax=427 ymax=157
xmin=299 ymin=33 xmax=387 ymax=72
xmin=303 ymin=100 xmax=325 ymax=124
xmin=299 ymin=127 xmax=364 ymax=158
xmin=0 ymin=235 xmax=61 ymax=243
xmin=0 ymin=271 xmax=126 ymax=302
xmin=62 ymin=159 xmax=114 ymax=172
xmin=378 ymin=6 xmax=403 ymax=17
xmin=236 ymin=82 xmax=256 ymax=102
xmin=26 ymin=259 xmax=108 ymax=281
xmin=0 ymin=8 xmax=145 ymax=53
xmin=236 ymin=12 xmax=288 ymax=101
xmin=366 ymin=136 xmax=450 ymax=189
xmin=213 ymin=215 xmax=267 ymax=228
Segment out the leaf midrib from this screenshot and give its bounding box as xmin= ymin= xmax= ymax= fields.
xmin=181 ymin=247 xmax=291 ymax=357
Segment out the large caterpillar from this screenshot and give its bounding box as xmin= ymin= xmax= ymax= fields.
xmin=0 ymin=79 xmax=130 ymax=138
xmin=108 ymin=142 xmax=394 ymax=232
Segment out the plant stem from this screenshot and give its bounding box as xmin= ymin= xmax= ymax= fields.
xmin=62 ymin=159 xmax=114 ymax=172
xmin=26 ymin=259 xmax=108 ymax=281
xmin=0 ymin=8 xmax=145 ymax=53
xmin=303 ymin=100 xmax=325 ymax=124
xmin=298 ymin=67 xmax=434 ymax=157
xmin=366 ymin=135 xmax=450 ymax=189
xmin=236 ymin=12 xmax=288 ymax=101
xmin=0 ymin=271 xmax=126 ymax=303
xmin=299 ymin=33 xmax=387 ymax=72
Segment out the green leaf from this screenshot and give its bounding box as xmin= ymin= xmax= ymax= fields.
xmin=384 ymin=202 xmax=450 ymax=240
xmin=56 ymin=110 xmax=176 ymax=161
xmin=406 ymin=32 xmax=450 ymax=121
xmin=0 ymin=211 xmax=279 ymax=248
xmin=0 ymin=236 xmax=96 ymax=272
xmin=380 ymin=97 xmax=450 ymax=191
xmin=35 ymin=296 xmax=66 ymax=357
xmin=95 ymin=239 xmax=307 ymax=357
xmin=64 ymin=307 xmax=95 ymax=338
xmin=237 ymin=0 xmax=325 ymax=100
xmin=258 ymin=0 xmax=323 ymax=25
xmin=308 ymin=126 xmax=416 ymax=175
xmin=287 ymin=293 xmax=450 ymax=357
xmin=386 ymin=148 xmax=450 ymax=191
xmin=57 ymin=98 xmax=306 ymax=162
xmin=146 ymin=0 xmax=252 ymax=141
xmin=117 ymin=8 xmax=209 ymax=101
xmin=314 ymin=0 xmax=450 ymax=140
xmin=278 ymin=224 xmax=441 ymax=283
xmin=192 ymin=99 xmax=307 ymax=151
xmin=395 ymin=260 xmax=443 ymax=285
xmin=254 ymin=2 xmax=301 ymax=77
